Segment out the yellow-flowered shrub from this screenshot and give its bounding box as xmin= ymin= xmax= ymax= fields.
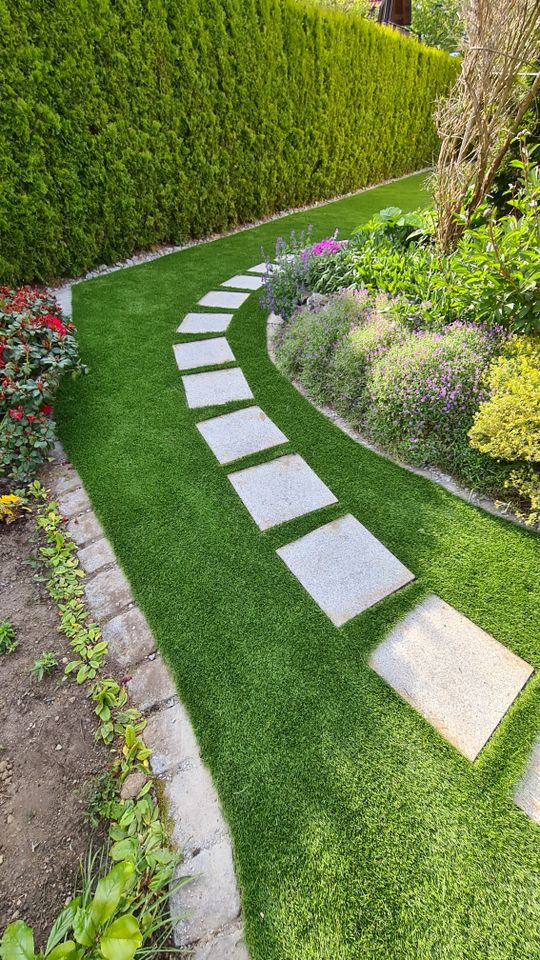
xmin=469 ymin=336 xmax=540 ymax=524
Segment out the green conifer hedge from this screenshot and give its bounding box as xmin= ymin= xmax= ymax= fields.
xmin=0 ymin=0 xmax=456 ymax=282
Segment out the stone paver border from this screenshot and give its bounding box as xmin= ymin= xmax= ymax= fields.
xmin=46 ymin=444 xmax=248 ymax=959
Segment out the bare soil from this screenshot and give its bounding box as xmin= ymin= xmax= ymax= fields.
xmin=0 ymin=506 xmax=110 ymax=943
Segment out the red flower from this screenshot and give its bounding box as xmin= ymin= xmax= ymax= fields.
xmin=27 ymin=414 xmax=37 ymax=423
xmin=41 ymin=404 xmax=53 ymax=415
xmin=8 ymin=408 xmax=23 ymax=421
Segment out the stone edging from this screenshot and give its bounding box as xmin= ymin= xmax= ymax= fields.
xmin=45 ymin=444 xmax=248 ymax=958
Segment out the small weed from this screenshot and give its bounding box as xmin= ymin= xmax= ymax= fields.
xmin=31 ymin=651 xmax=58 ymax=680
xmin=0 ymin=622 xmax=18 ymax=655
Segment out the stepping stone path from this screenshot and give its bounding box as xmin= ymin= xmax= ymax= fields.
xmin=369 ymin=594 xmax=533 ymax=761
xmin=174 ymin=337 xmax=235 ymax=371
xmin=177 ymin=312 xmax=234 ymax=334
xmin=277 ymin=514 xmax=414 ymax=627
xmin=197 ymin=406 xmax=288 ymax=465
xmin=228 ymin=453 xmax=337 ymax=530
xmin=182 ymin=368 xmax=253 ymax=409
xmin=173 ymin=262 xmax=538 ymax=883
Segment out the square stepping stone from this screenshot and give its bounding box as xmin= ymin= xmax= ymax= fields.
xmin=514 ymin=736 xmax=540 ymax=824
xmin=197 ymin=406 xmax=288 ymax=464
xmin=228 ymin=454 xmax=336 ymax=531
xmin=369 ymin=594 xmax=533 ymax=761
xmin=182 ymin=368 xmax=254 ymax=409
xmin=222 ymin=274 xmax=263 ymax=291
xmin=177 ymin=312 xmax=233 ymax=334
xmin=248 ymin=262 xmax=270 ymax=274
xmin=198 ymin=290 xmax=250 ymax=310
xmin=173 ymin=337 xmax=235 ymax=371
xmin=277 ymin=514 xmax=414 ymax=627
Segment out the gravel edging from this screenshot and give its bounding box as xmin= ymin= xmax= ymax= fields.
xmin=47 ymin=443 xmax=248 ymax=959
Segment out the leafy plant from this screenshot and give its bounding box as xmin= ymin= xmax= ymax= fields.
xmin=31 ymin=651 xmax=59 ymax=680
xmin=469 ymin=335 xmax=540 ymax=523
xmin=0 ymin=288 xmax=87 ymax=481
xmin=0 ymin=493 xmax=30 ymax=524
xmin=0 ymin=621 xmax=17 ymax=655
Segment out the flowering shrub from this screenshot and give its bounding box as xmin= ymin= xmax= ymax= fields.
xmin=262 ymin=230 xmax=352 ymax=321
xmin=366 ymin=322 xmax=508 ymax=482
xmin=469 ymin=336 xmax=540 ymax=523
xmin=275 ymin=291 xmax=371 ymax=402
xmin=0 ymin=287 xmax=86 ymax=481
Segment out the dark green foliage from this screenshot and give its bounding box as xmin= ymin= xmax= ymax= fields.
xmin=0 ymin=0 xmax=456 ymax=282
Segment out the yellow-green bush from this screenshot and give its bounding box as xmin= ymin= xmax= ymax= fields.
xmin=469 ymin=336 xmax=540 ymax=524
xmin=0 ymin=0 xmax=456 ymax=283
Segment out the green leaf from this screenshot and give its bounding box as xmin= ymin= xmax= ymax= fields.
xmin=99 ymin=915 xmax=142 ymax=960
xmin=110 ymin=838 xmax=139 ymax=863
xmin=90 ymin=862 xmax=136 ymax=927
xmin=72 ymin=908 xmax=96 ymax=948
xmin=0 ymin=922 xmax=35 ymax=960
xmin=45 ymin=899 xmax=80 ymax=954
xmin=46 ymin=942 xmax=79 ymax=960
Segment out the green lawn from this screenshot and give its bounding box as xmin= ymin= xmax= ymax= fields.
xmin=57 ymin=172 xmax=540 ymax=960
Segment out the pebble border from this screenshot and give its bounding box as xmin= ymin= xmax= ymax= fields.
xmin=46 ymin=444 xmax=248 ymax=959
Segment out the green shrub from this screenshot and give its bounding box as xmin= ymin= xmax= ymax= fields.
xmin=469 ymin=336 xmax=540 ymax=523
xmin=0 ymin=0 xmax=456 ymax=283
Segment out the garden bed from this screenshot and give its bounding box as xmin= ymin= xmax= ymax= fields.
xmin=0 ymin=467 xmax=110 ymax=938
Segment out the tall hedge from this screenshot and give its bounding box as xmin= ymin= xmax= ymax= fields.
xmin=0 ymin=0 xmax=456 ymax=282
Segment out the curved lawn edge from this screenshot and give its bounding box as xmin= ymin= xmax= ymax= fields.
xmin=57 ymin=175 xmax=540 ymax=960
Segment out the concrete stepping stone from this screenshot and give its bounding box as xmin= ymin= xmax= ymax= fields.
xmin=177 ymin=312 xmax=233 ymax=334
xmin=182 ymin=368 xmax=254 ymax=409
xmin=228 ymin=453 xmax=337 ymax=531
xmin=173 ymin=337 xmax=235 ymax=371
xmin=514 ymin=736 xmax=540 ymax=823
xmin=369 ymin=594 xmax=533 ymax=761
xmin=222 ymin=274 xmax=264 ymax=291
xmin=198 ymin=290 xmax=250 ymax=310
xmin=197 ymin=405 xmax=288 ymax=465
xmin=277 ymin=513 xmax=414 ymax=627
xmin=248 ymin=262 xmax=270 ymax=274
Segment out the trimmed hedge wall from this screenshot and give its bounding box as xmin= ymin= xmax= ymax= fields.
xmin=0 ymin=0 xmax=456 ymax=282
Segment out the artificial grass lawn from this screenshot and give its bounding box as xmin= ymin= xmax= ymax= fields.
xmin=57 ymin=172 xmax=540 ymax=960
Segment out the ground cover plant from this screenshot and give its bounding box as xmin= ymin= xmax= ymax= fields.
xmin=53 ymin=174 xmax=540 ymax=960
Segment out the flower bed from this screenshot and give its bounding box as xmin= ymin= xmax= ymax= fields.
xmin=266 ymin=171 xmax=540 ymax=526
xmin=0 ymin=287 xmax=86 ymax=482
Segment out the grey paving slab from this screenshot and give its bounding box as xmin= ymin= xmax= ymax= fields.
xmin=171 ymin=841 xmax=241 ymax=947
xmin=67 ymin=511 xmax=104 ymax=547
xmin=57 ymin=486 xmax=91 ymax=517
xmin=277 ymin=513 xmax=414 ymax=626
xmin=182 ymin=368 xmax=253 ymax=409
xmin=369 ymin=594 xmax=533 ymax=761
xmin=248 ymin=262 xmax=270 ymax=274
xmin=144 ymin=701 xmax=201 ymax=774
xmin=514 ymin=736 xmax=540 ymax=823
xmin=222 ymin=274 xmax=263 ymax=291
xmin=78 ymin=537 xmax=116 ymax=575
xmin=101 ymin=606 xmax=156 ymax=669
xmin=191 ymin=924 xmax=249 ymax=960
xmin=173 ymin=337 xmax=235 ymax=371
xmin=127 ymin=655 xmax=177 ymax=713
xmin=197 ymin=405 xmax=288 ymax=465
xmin=228 ymin=453 xmax=337 ymax=531
xmin=84 ymin=565 xmax=132 ymax=621
xmin=177 ymin=312 xmax=233 ymax=334
xmin=198 ymin=290 xmax=250 ymax=310
xmin=165 ymin=763 xmax=228 ymax=855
